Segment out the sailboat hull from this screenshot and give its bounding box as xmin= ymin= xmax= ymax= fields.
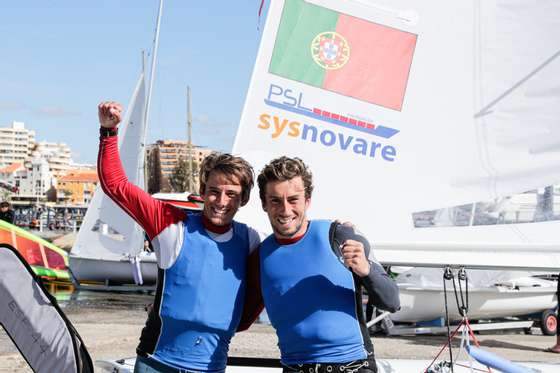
xmin=391 ymin=285 xmax=557 ymax=323
xmin=69 ymin=254 xmax=157 ymax=286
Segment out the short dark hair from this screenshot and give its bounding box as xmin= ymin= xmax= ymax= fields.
xmin=199 ymin=152 xmax=254 ymax=205
xmin=257 ymin=156 xmax=314 ymax=204
xmin=0 ymin=201 xmax=10 ymax=208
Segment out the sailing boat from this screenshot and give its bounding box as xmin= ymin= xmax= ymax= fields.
xmin=233 ymin=0 xmax=560 ymax=271
xmin=68 ymin=71 xmax=158 ymax=286
xmin=227 ymin=0 xmax=560 ymax=371
xmin=68 ymin=0 xmax=166 ymax=287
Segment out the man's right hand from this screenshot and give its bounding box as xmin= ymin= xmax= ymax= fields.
xmin=98 ymin=101 xmax=123 ymax=128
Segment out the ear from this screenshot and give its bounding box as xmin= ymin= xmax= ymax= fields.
xmin=261 ymin=200 xmax=268 ymax=212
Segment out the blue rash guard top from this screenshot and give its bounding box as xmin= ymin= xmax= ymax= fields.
xmin=260 ymin=220 xmax=367 ymax=364
xmin=152 ymin=214 xmax=249 ymax=372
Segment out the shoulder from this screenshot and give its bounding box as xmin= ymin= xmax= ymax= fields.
xmin=246 ymin=225 xmax=265 ymax=254
xmin=332 ymin=222 xmax=371 ymax=255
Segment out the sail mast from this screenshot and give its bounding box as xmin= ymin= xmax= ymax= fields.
xmin=187 ymin=86 xmax=194 ymax=192
xmin=143 ymin=0 xmax=163 ymax=148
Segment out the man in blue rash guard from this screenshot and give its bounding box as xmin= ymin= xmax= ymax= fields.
xmin=256 ymin=156 xmax=400 ymax=373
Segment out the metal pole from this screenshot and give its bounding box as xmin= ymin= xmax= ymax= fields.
xmin=144 ymin=0 xmax=163 ymax=131
xmin=187 ymin=86 xmax=193 ymax=192
xmin=141 ymin=0 xmax=163 ymax=191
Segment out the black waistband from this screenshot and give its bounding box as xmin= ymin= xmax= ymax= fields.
xmin=283 ymin=359 xmax=371 ymax=373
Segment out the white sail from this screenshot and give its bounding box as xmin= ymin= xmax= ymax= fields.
xmin=71 ymin=73 xmax=147 ymax=261
xmin=232 ymin=0 xmax=560 ymax=269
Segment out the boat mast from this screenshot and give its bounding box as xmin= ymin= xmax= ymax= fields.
xmin=186 ymin=86 xmax=194 ymax=192
xmin=143 ymin=0 xmax=163 ymax=151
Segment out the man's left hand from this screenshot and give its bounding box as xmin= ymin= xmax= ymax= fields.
xmin=340 ymin=239 xmax=370 ymax=277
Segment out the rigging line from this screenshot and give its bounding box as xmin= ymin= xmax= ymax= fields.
xmin=451 ymin=269 xmax=465 ymax=319
xmin=463 ymin=318 xmax=493 ymax=373
xmin=257 ymin=0 xmax=265 ymax=30
xmin=424 ymin=321 xmax=463 ymax=373
xmin=443 ymin=267 xmax=455 ymax=373
xmin=456 ymin=268 xmax=469 ymax=317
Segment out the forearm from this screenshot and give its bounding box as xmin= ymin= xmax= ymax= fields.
xmin=332 ymin=223 xmax=400 ymax=312
xmin=361 ymin=262 xmax=400 ymax=312
xmin=98 ymin=130 xmax=185 ymax=239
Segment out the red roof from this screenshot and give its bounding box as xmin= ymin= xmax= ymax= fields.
xmin=59 ymin=171 xmax=98 ymax=183
xmin=0 ymin=163 xmax=23 ymax=174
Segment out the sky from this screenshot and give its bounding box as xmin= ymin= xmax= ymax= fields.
xmin=0 ymin=1 xmax=269 ymax=164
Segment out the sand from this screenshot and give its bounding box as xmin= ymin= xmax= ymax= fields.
xmin=1 ymin=306 xmax=559 ymax=372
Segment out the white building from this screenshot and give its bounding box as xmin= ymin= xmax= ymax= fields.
xmin=0 ymin=122 xmax=36 ymax=168
xmin=13 ymin=157 xmax=56 ymax=199
xmin=31 ymin=141 xmax=73 ymax=178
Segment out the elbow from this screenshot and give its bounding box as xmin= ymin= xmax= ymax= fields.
xmin=384 ymin=297 xmax=401 ymax=313
xmin=384 ymin=285 xmax=401 ymax=313
xmin=387 ymin=282 xmax=401 ymax=313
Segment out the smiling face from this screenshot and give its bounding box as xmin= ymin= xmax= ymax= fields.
xmin=262 ymin=176 xmax=310 ymax=239
xmin=201 ymin=171 xmax=243 ymax=226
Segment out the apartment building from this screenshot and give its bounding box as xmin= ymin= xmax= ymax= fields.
xmin=12 ymin=157 xmax=56 ymax=200
xmin=149 ymin=140 xmax=213 ymax=183
xmin=57 ymin=170 xmax=98 ymax=205
xmin=0 ymin=122 xmax=35 ymax=168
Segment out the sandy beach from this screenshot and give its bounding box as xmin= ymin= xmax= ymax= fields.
xmin=1 ymin=299 xmax=559 ymax=372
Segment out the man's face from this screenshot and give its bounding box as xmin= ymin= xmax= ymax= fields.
xmin=263 ymin=176 xmax=310 ymax=239
xmin=202 ymin=171 xmax=243 ymax=226
xmin=0 ymin=206 xmax=7 ymax=212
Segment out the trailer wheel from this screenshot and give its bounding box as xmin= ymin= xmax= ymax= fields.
xmin=540 ymin=310 xmax=557 ymax=336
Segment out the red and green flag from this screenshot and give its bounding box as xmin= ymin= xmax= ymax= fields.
xmin=269 ymin=0 xmax=417 ymax=111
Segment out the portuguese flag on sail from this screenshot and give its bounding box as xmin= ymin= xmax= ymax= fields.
xmin=269 ymin=0 xmax=417 ymax=111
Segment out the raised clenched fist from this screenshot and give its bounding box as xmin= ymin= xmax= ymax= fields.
xmin=98 ymin=101 xmax=123 ymax=128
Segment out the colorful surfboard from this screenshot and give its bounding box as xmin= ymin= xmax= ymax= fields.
xmin=0 ymin=219 xmax=69 ymax=281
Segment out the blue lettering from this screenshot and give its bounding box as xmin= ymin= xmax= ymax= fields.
xmin=338 ymin=133 xmax=353 ymax=150
xmin=381 ymin=145 xmax=396 ymax=162
xmin=320 ymin=130 xmax=336 ymax=146
xmin=283 ymin=89 xmax=298 ymax=107
xmin=353 ymin=139 xmax=367 ymax=155
xmin=369 ymin=142 xmax=382 ymax=157
xmin=297 ymin=93 xmax=313 ymax=111
xmin=302 ymin=124 xmax=318 ymax=142
xmin=267 ymin=84 xmax=283 ymax=101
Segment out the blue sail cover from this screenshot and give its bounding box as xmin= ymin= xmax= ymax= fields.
xmin=0 ymin=244 xmax=93 ymax=373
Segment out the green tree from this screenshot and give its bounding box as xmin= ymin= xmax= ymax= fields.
xmin=169 ymin=157 xmax=198 ymax=193
xmin=147 ymin=147 xmax=163 ymax=194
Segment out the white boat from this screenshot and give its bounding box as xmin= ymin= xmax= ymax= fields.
xmin=68 ymin=70 xmax=157 ymax=286
xmin=229 ymin=0 xmax=560 ymax=370
xmin=392 ymin=269 xmax=557 ymax=323
xmin=232 ymin=0 xmax=560 ymax=271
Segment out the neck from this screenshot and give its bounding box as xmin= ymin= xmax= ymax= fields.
xmin=202 ymin=215 xmax=231 ymax=234
xmin=276 ymin=220 xmax=309 ymax=245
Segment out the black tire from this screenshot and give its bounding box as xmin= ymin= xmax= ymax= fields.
xmin=540 ymin=309 xmax=557 ymax=336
